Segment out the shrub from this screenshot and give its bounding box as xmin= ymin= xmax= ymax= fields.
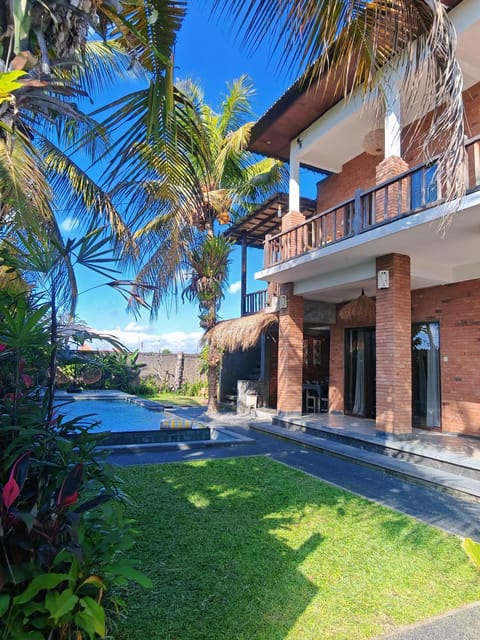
xmin=130 ymin=375 xmax=159 ymax=397
xmin=0 ymin=441 xmax=151 ymax=638
xmin=178 ymin=380 xmax=204 ymax=397
xmin=0 ymin=291 xmax=150 ymax=638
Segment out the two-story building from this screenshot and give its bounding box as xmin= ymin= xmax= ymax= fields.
xmin=212 ymin=0 xmax=480 ymax=439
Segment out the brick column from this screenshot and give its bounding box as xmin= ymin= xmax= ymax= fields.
xmin=376 ymin=254 xmax=412 ymax=438
xmin=375 ymin=156 xmax=409 ymax=222
xmin=277 ymin=283 xmax=304 ymax=415
xmin=281 ymin=210 xmax=305 ymax=260
xmin=328 ymin=324 xmax=344 ymax=414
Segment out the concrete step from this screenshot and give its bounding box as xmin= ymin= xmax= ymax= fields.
xmin=250 ymin=421 xmax=480 ymax=503
xmin=273 ymin=415 xmax=480 ymax=482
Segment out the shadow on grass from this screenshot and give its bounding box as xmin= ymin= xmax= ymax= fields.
xmin=115 ymin=456 xmax=479 ymax=640
xmin=114 ymin=457 xmax=355 ymax=640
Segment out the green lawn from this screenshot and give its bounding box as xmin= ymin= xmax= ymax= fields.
xmin=145 ymin=392 xmax=207 ymax=407
xmin=115 ymin=457 xmax=480 ymax=640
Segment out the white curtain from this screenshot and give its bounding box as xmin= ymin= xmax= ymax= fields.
xmin=353 ymin=330 xmax=365 ymax=415
xmin=426 ymin=324 xmax=441 ymax=427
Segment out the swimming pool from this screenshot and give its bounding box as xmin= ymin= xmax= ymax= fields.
xmin=55 ymin=393 xmax=255 ymax=449
xmin=58 ymin=398 xmax=169 ymax=433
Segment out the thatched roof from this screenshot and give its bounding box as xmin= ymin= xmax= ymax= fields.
xmin=338 ymin=290 xmax=376 ymax=325
xmin=203 ymin=313 xmax=278 ymax=352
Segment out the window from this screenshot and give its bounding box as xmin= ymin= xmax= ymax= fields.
xmin=412 ymin=322 xmax=441 ymax=428
xmin=410 ymin=164 xmax=438 ymax=210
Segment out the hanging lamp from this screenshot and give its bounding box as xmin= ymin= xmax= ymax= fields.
xmin=338 ymin=289 xmax=376 ymax=324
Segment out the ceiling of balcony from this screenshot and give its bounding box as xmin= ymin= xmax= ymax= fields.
xmin=249 ymin=0 xmax=480 ymax=174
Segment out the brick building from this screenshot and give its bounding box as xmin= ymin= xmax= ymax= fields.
xmin=224 ymin=0 xmax=480 ymax=438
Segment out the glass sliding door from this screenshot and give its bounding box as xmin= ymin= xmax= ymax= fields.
xmin=344 ymin=328 xmax=376 ymax=419
xmin=412 ymin=322 xmax=441 ymax=429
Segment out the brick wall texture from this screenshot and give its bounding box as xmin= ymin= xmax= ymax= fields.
xmin=328 ymin=275 xmax=480 ymax=437
xmin=277 ymin=283 xmax=304 ymax=414
xmin=375 ymin=254 xmax=412 ymax=436
xmin=281 ymin=210 xmax=306 ymax=260
xmin=313 ymin=81 xmax=480 ymax=215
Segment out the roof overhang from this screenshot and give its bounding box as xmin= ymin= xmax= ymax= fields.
xmin=226 ymin=192 xmax=316 ymax=248
xmin=249 ymin=0 xmax=473 ymax=171
xmin=203 ymin=313 xmax=278 ymax=352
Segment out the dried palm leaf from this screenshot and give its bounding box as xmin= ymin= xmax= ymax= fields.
xmin=338 ymin=289 xmax=376 ymax=324
xmin=203 ymin=312 xmax=278 ymax=352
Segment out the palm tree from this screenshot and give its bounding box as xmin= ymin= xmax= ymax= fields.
xmin=127 ymin=76 xmax=286 ymax=413
xmin=0 ymin=1 xmax=187 ymax=242
xmin=213 ymin=0 xmax=465 ymax=203
xmin=182 ymin=236 xmax=232 ymax=413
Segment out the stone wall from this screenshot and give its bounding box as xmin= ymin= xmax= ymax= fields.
xmin=138 ymin=352 xmax=205 ymax=385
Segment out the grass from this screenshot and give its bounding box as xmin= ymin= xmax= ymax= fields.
xmin=115 ymin=457 xmax=480 ymax=640
xmin=145 ymin=392 xmax=207 ymax=407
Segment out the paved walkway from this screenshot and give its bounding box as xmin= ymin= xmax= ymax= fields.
xmin=106 ymin=406 xmax=480 ymax=640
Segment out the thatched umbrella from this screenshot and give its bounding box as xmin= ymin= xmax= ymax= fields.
xmin=203 ymin=313 xmax=278 ymax=352
xmin=338 ymin=289 xmax=376 ymax=325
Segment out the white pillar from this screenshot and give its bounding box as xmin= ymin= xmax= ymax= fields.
xmin=384 ymin=82 xmax=402 ymax=158
xmin=289 ymin=151 xmax=300 ymax=212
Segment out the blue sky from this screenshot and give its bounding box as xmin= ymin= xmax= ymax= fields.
xmin=68 ymin=3 xmax=318 ymax=353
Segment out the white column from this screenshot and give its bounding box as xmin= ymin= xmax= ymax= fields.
xmin=289 ymin=150 xmax=300 ymax=212
xmin=384 ymin=82 xmax=402 ymax=158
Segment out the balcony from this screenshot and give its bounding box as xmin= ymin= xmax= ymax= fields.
xmin=264 ymin=136 xmax=480 ymax=269
xmin=242 ymin=289 xmax=268 ymax=316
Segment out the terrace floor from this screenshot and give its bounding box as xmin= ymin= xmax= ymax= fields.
xmin=271 ymin=411 xmax=480 ymax=464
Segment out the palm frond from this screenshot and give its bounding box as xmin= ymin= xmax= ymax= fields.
xmin=213 ymin=0 xmax=465 ymax=206
xmin=102 ymin=0 xmax=186 ymax=75
xmin=0 ymin=132 xmax=54 ymax=228
xmin=217 ymin=75 xmax=255 ymax=136
xmin=121 ymin=76 xmax=284 ymax=318
xmin=69 ymin=39 xmax=148 ymax=98
xmin=41 ymin=139 xmax=134 ymax=250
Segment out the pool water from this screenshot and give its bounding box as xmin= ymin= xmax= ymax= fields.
xmin=54 ymin=394 xmax=255 ymax=448
xmin=57 ymin=399 xmax=168 ymax=433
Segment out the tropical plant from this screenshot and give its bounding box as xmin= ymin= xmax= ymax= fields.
xmin=182 ymin=236 xmax=231 ymax=412
xmin=0 ymin=1 xmax=188 ymax=251
xmin=126 ymin=76 xmax=286 ymax=413
xmin=0 ymin=282 xmax=151 ymax=638
xmin=1 ymin=224 xmax=147 ymax=422
xmin=87 ymin=350 xmax=146 ymax=392
xmin=214 ymin=0 xmax=465 ymax=203
xmin=0 ymin=435 xmax=151 ymax=639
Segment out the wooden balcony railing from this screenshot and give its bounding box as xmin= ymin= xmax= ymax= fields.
xmin=242 ymin=289 xmax=268 ymax=316
xmin=264 ymin=135 xmax=480 ymax=268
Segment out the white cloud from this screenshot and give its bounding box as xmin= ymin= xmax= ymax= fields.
xmin=59 ymin=217 xmax=79 ymax=233
xmin=124 ymin=321 xmax=149 ymax=332
xmin=228 ymin=280 xmax=242 ymax=294
xmin=89 ymin=325 xmax=203 ymax=353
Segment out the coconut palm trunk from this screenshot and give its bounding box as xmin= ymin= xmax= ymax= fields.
xmin=183 ymin=235 xmax=233 ymax=414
